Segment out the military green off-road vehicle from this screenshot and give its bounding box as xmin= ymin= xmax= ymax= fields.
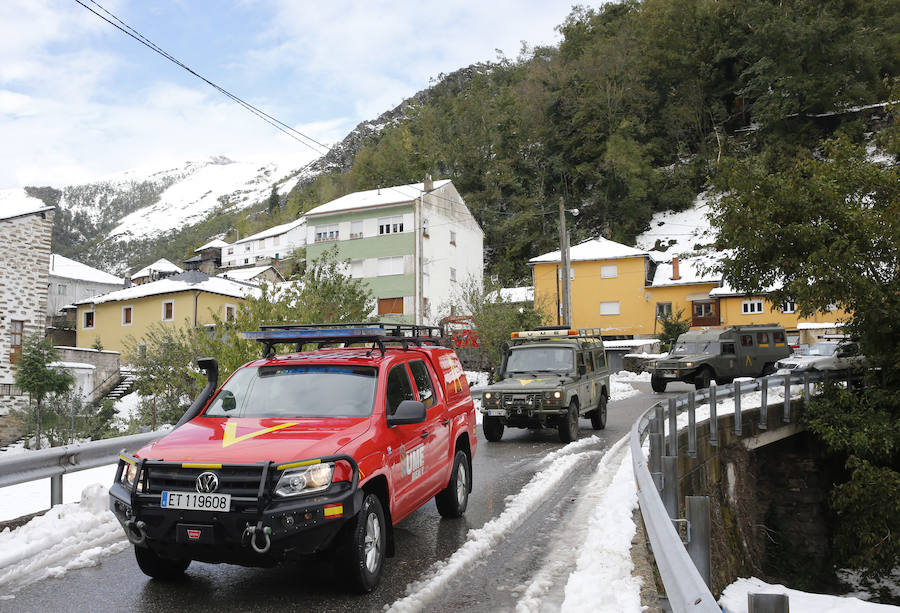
xmin=479 ymin=327 xmax=610 ymax=443
xmin=651 ymin=324 xmax=791 ymax=392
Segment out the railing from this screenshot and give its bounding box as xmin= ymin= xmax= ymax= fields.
xmin=0 ymin=430 xmax=167 ymax=508
xmin=631 ymin=369 xmax=859 ymax=613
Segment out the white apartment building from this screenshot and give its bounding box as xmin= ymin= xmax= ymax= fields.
xmin=221 ymin=218 xmax=306 ymax=268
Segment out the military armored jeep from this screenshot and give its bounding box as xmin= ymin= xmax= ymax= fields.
xmin=479 ymin=327 xmax=610 ymax=443
xmin=651 ymin=325 xmax=791 ymax=392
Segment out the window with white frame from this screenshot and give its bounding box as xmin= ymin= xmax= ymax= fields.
xmin=599 ymin=301 xmax=620 ymax=315
xmin=694 ymin=302 xmax=714 ymax=317
xmin=162 ymin=300 xmax=174 ymax=321
xmin=781 ymin=300 xmax=796 ymax=314
xmin=350 ymin=221 xmax=364 ymax=239
xmin=741 ymin=299 xmax=764 ymax=314
xmin=558 ymin=267 xmax=575 ymax=281
xmin=378 ymin=216 xmax=404 ymax=235
xmin=656 ymin=302 xmax=672 ymax=319
xmin=225 ymin=304 xmax=236 ymax=322
xmin=82 ymin=310 xmax=95 ymax=329
xmin=450 ymin=268 xmax=457 ymax=282
xmin=122 ymin=305 xmax=133 ymax=326
xmin=449 ymin=230 xmax=457 ymax=245
xmin=601 ymin=264 xmax=618 ymax=278
xmin=315 ymin=224 xmax=340 ymax=243
xmin=350 ymin=259 xmax=364 ymax=278
xmin=377 ymin=256 xmax=404 ymax=276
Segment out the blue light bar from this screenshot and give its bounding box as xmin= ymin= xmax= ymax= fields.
xmin=242 ymin=327 xmax=388 ymax=341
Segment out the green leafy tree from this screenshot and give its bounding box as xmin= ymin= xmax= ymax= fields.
xmin=13 ymin=333 xmax=74 ymax=449
xmin=656 ymin=308 xmax=691 ymax=350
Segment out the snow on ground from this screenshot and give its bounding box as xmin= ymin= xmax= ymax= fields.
xmin=0 ymin=484 xmax=128 ymax=597
xmin=719 ymin=577 xmax=900 ymax=612
xmin=611 ymin=370 xmax=651 ymax=401
xmin=0 ymin=464 xmax=118 ymax=523
xmin=839 ymin=569 xmax=900 ymax=602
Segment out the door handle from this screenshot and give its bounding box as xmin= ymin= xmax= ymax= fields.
xmin=420 ymin=432 xmax=430 ymax=439
xmin=442 ymin=419 xmax=450 ymax=426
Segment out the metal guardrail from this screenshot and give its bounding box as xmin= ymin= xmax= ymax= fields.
xmin=0 ymin=429 xmax=167 ymax=507
xmin=631 ymin=369 xmax=857 ymax=613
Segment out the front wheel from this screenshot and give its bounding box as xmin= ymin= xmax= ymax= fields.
xmin=335 ymin=492 xmax=386 ymax=593
xmin=558 ymin=401 xmax=579 ymax=443
xmin=483 ymin=416 xmax=504 ymax=442
xmin=134 ymin=545 xmax=190 ymax=580
xmin=650 ymin=375 xmax=667 ymax=393
xmin=694 ymin=368 xmax=713 ymax=390
xmin=435 ymin=450 xmax=470 ymax=518
xmin=590 ymin=394 xmax=607 ymax=430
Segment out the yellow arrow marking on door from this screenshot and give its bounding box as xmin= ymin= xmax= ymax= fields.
xmin=222 ymin=421 xmax=300 ymax=448
xmin=745 ymin=356 xmax=753 ymax=367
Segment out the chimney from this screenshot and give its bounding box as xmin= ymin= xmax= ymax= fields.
xmin=424 ymin=174 xmax=433 ymax=191
xmin=671 ymin=256 xmax=681 ymax=281
xmin=124 ymin=276 xmax=132 ymax=288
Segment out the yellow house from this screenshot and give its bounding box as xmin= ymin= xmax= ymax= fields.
xmin=75 ymin=271 xmax=259 ymax=356
xmin=531 ymin=237 xmax=850 ymax=339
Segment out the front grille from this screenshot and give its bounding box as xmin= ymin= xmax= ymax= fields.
xmin=502 ymin=393 xmax=541 ymax=406
xmin=145 ymin=464 xmax=275 ymax=497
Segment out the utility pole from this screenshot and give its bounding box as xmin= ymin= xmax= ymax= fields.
xmin=558 ymin=197 xmax=572 ymax=328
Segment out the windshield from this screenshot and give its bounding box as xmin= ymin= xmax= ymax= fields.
xmin=205 ymin=365 xmax=377 ymax=418
xmin=506 ymin=346 xmax=574 ymax=373
xmin=672 ymin=341 xmax=720 ymax=355
xmin=802 ymin=342 xmax=837 ymax=357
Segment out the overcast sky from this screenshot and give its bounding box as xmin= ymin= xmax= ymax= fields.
xmin=0 ymin=0 xmax=596 ymax=190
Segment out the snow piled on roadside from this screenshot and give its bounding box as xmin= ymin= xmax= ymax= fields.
xmin=719 ymin=577 xmax=899 ymax=612
xmin=0 ymin=484 xmax=127 ymax=596
xmin=611 ymin=370 xmax=650 ymax=401
xmin=0 ymin=464 xmax=118 ymax=522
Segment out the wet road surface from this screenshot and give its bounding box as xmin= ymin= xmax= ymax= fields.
xmin=1 ymin=389 xmax=667 ymax=613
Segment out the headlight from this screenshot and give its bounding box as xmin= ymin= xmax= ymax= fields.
xmin=275 ymin=463 xmax=334 ymax=497
xmin=121 ymin=461 xmax=138 ymax=487
xmin=684 ymin=362 xmax=694 ymax=368
xmin=484 ymin=392 xmax=492 ymax=400
xmin=553 ymin=391 xmax=562 ymax=399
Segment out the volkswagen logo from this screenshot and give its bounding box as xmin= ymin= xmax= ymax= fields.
xmin=196 ymin=471 xmax=219 ymax=493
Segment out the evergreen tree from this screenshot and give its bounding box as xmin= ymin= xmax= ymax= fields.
xmin=13 ymin=334 xmax=74 ymax=449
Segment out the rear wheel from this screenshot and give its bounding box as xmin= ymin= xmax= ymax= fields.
xmin=590 ymin=394 xmax=607 ymax=430
xmin=134 ymin=545 xmax=190 ymax=580
xmin=558 ymin=401 xmax=579 ymax=443
xmin=483 ymin=416 xmax=504 ymax=442
xmin=335 ymin=492 xmax=386 ymax=593
xmin=650 ymin=375 xmax=667 ymax=393
xmin=694 ymin=367 xmax=714 ymax=390
xmin=435 ymin=450 xmax=470 ymax=518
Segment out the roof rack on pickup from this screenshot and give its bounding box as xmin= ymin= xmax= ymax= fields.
xmin=243 ymin=322 xmax=446 ymax=357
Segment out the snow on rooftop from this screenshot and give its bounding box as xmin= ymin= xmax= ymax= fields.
xmin=194 ymin=238 xmax=229 ymax=252
xmin=305 ymin=179 xmax=453 ymax=217
xmin=50 ymin=254 xmax=124 ymax=285
xmin=796 ymin=322 xmax=845 ymax=330
xmin=530 ymin=237 xmax=647 ymax=264
xmin=650 ymin=256 xmax=720 ymax=287
xmin=76 ymin=271 xmax=260 ymax=305
xmin=487 ymin=286 xmax=534 ymax=303
xmin=233 ymin=217 xmax=306 ymax=245
xmin=131 ymin=258 xmax=183 ymax=279
xmin=0 ymin=188 xmax=53 ymax=221
xmin=218 ymin=266 xmax=282 ymax=283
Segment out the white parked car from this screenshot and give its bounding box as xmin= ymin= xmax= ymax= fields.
xmin=776 ymin=341 xmax=863 ymax=373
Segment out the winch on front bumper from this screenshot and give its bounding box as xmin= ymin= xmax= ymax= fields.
xmin=480 ymin=391 xmax=567 ymax=427
xmin=109 ymin=454 xmax=361 ymax=566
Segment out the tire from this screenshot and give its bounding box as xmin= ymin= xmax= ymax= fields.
xmin=483 ymin=416 xmax=504 ymax=442
xmin=694 ymin=367 xmax=713 ymax=390
xmin=335 ymin=492 xmax=386 ymax=593
xmin=650 ymin=375 xmax=667 ymax=393
xmin=762 ymin=362 xmax=776 ymax=376
xmin=435 ymin=450 xmax=470 ymax=518
xmin=558 ymin=401 xmax=579 ymax=443
xmin=134 ymin=545 xmax=190 ymax=580
xmin=590 ymin=394 xmax=607 ymax=430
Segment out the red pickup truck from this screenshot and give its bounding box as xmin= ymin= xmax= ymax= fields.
xmin=109 ymin=324 xmax=477 ymax=592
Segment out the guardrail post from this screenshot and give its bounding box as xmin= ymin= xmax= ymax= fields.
xmin=686 ymin=496 xmax=711 ymax=588
xmin=688 ymin=392 xmax=697 ymax=457
xmin=748 ymin=593 xmax=789 ymax=613
xmin=51 ymin=474 xmax=63 ymax=506
xmin=803 ymin=371 xmax=811 ymax=402
xmin=650 ymin=432 xmax=665 ymax=491
xmin=662 ymin=456 xmax=678 ymax=519
xmin=759 ymin=377 xmax=768 ymax=429
xmin=668 ymin=398 xmax=678 ymax=456
xmin=783 ymin=376 xmax=791 ymax=423
xmin=734 ymin=380 xmax=742 ymax=436
xmin=709 ymin=384 xmax=718 ymax=447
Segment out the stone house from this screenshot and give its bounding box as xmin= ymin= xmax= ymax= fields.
xmin=0 ymin=190 xmax=55 ymax=443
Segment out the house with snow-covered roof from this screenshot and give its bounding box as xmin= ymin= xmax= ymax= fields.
xmin=221 ymin=218 xmax=306 ymax=269
xmin=0 ymin=189 xmax=55 ymax=436
xmin=304 ymin=176 xmax=484 ymax=324
xmin=183 ymin=238 xmax=230 ymax=274
xmin=48 ymin=254 xmax=125 ymax=319
xmin=131 ymin=258 xmax=183 ymax=286
xmin=74 ymin=270 xmax=260 ymax=355
xmin=218 ymin=265 xmax=284 ymax=285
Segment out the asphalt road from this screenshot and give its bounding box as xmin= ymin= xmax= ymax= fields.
xmin=2 ymin=389 xmax=668 ymax=613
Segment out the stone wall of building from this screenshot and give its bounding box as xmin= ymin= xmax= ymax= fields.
xmin=54 ymin=347 xmax=121 ymax=400
xmin=0 ymin=208 xmax=54 ymax=444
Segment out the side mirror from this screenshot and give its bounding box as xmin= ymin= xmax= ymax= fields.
xmin=386 ymin=400 xmax=426 ymax=427
xmin=220 ymin=390 xmax=236 ymax=412
xmin=578 ymin=364 xmax=587 ymax=376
